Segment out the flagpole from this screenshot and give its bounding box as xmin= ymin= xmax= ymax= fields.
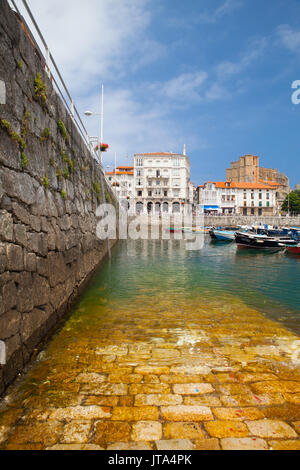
xmin=98 ymin=83 xmax=111 ymax=260
xmin=100 ymin=84 xmax=104 ymax=166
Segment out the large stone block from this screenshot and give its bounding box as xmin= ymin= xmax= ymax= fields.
xmin=0 ymin=210 xmax=13 ymax=242
xmin=27 ymin=233 xmax=47 ymax=256
xmin=24 ymin=252 xmax=37 ymax=272
xmin=47 ymin=252 xmax=67 ymax=287
xmin=21 ymin=308 xmax=50 ymax=343
xmin=2 ymin=169 xmax=37 ymax=206
xmin=16 ymin=272 xmax=34 ymax=313
xmin=14 ymin=224 xmax=27 ymax=247
xmin=6 ymin=244 xmax=23 ymax=271
xmin=31 ymin=274 xmax=50 ymax=307
xmin=0 ymin=310 xmax=20 ymax=339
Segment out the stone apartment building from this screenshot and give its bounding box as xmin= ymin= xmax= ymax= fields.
xmin=133 ymin=152 xmax=191 ymax=214
xmin=226 ymin=155 xmax=290 ymax=211
xmin=105 ymin=166 xmax=134 ymax=210
xmin=197 ymin=181 xmax=278 ymax=216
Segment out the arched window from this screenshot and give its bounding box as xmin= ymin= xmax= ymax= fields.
xmin=163 ymin=202 xmax=169 ymax=213
xmin=136 ymin=202 xmax=143 ymax=214
xmin=155 ymin=202 xmax=161 ymax=214
xmin=173 ymin=202 xmax=180 ymax=213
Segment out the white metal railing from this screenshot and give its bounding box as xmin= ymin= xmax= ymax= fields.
xmin=8 ymin=0 xmax=114 ymax=185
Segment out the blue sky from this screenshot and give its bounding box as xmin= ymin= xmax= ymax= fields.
xmin=16 ymin=0 xmax=300 ymax=186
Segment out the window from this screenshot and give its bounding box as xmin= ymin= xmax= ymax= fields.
xmin=137 ymin=179 xmax=142 ymax=186
xmin=164 ymin=191 xmax=168 ymax=197
xmin=156 ymin=170 xmax=160 ymax=178
xmin=173 ymin=158 xmax=180 ymax=167
xmin=148 ymin=191 xmax=152 ymax=197
xmin=266 ymin=191 xmax=270 ymax=200
xmin=244 ymin=192 xmax=247 ymax=200
xmin=136 ymin=158 xmax=143 ymax=167
xmin=148 ymin=181 xmax=152 ymax=186
xmin=267 ymin=202 xmax=270 ymax=207
xmin=251 ymin=208 xmax=255 ymax=215
xmin=137 ymin=169 xmax=142 ymax=177
xmin=156 ymin=180 xmax=161 ymax=186
xmin=173 ymin=169 xmax=180 ymax=176
xmin=137 ymin=190 xmax=142 ymax=197
xmin=173 ymin=178 xmax=180 ymax=187
xmin=259 ymin=201 xmax=262 ymax=207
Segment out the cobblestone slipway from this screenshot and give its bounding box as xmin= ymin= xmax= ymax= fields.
xmin=0 ymin=294 xmax=299 ymax=450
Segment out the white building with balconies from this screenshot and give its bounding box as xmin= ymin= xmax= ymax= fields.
xmin=196 ymin=181 xmax=278 ymax=216
xmin=105 ymin=166 xmax=134 ymax=210
xmin=133 ymin=152 xmax=191 ymax=214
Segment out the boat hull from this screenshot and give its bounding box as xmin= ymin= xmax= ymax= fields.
xmin=234 ymin=232 xmax=285 ymax=251
xmin=209 ymin=230 xmax=235 ymax=241
xmin=286 ymin=245 xmax=300 ymax=254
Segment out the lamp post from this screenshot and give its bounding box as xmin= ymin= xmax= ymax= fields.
xmin=84 ymin=85 xmax=111 ymax=260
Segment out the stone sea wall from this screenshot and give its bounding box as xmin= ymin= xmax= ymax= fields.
xmin=0 ymin=0 xmax=117 ymax=394
xmin=204 ymin=216 xmax=300 ymax=227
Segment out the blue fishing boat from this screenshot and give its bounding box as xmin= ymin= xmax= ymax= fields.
xmin=209 ymin=229 xmax=236 ymax=241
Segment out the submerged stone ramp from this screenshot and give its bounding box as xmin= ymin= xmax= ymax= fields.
xmin=0 ymin=295 xmax=299 ymax=450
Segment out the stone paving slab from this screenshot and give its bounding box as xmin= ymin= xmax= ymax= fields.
xmin=0 ymin=296 xmax=300 ymax=450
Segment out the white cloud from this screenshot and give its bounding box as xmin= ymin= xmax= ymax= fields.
xmin=217 ymin=38 xmax=267 ymax=79
xmin=14 ymin=0 xmax=162 ymax=91
xmin=278 ymin=25 xmax=300 ymax=53
xmin=159 ymin=72 xmax=208 ymax=101
xmin=215 ymin=0 xmax=241 ymax=18
xmin=166 ymin=0 xmax=242 ymax=29
xmin=80 ymin=87 xmax=188 ymax=165
xmin=199 ymin=0 xmax=242 ymax=24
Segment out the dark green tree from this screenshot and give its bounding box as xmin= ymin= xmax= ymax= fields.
xmin=281 ymin=191 xmax=300 ymax=215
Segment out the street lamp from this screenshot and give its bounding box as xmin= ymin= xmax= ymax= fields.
xmin=84 ymin=111 xmax=101 ymax=117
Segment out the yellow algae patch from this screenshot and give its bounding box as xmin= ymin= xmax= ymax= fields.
xmin=111 ymin=406 xmax=159 ymax=421
xmin=204 ymin=420 xmax=249 ymax=438
xmin=164 ymin=422 xmax=205 ymax=440
xmin=131 ymin=421 xmax=162 ymax=441
xmin=161 ymin=405 xmax=213 ymax=422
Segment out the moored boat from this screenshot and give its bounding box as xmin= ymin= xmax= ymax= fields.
xmin=286 ymin=243 xmax=300 ymax=254
xmin=234 ymin=231 xmax=287 ymax=251
xmin=209 ymin=229 xmax=236 ymax=241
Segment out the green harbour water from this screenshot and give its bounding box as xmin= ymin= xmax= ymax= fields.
xmin=78 ymin=237 xmax=300 ymax=336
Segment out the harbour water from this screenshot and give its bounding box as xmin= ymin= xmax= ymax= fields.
xmin=0 ymin=238 xmax=299 ymax=450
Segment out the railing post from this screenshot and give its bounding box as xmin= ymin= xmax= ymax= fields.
xmin=71 ymin=100 xmax=75 ymax=122
xmin=45 ymin=47 xmax=51 ymax=78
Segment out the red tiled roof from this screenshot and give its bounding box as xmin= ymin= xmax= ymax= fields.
xmin=106 ymin=171 xmax=134 ymax=176
xmin=259 ymin=180 xmax=281 ymax=186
